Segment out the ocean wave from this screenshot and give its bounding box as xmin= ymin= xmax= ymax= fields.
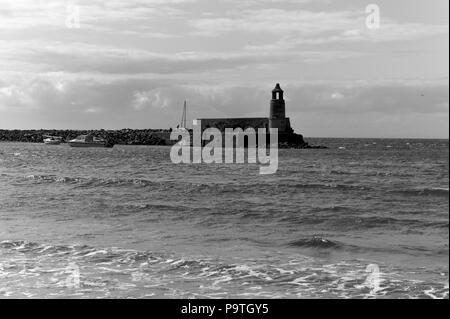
xmin=23 ymin=175 xmax=234 ymax=194
xmin=21 ymin=175 xmax=449 ymax=202
xmin=289 ymin=183 xmax=367 ymax=191
xmin=0 ymin=240 xmax=448 ymax=299
xmin=288 ymin=236 xmax=343 ymax=249
xmin=22 ymin=175 xmax=369 ymax=193
xmin=25 ymin=174 xmax=158 ymax=188
xmin=323 ymin=215 xmax=449 ymax=231
xmin=278 ymin=211 xmax=448 ymax=231
xmin=391 ymin=187 xmax=449 ymax=197
xmin=309 ymin=205 xmax=354 ymax=213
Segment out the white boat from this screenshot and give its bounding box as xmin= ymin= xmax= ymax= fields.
xmin=176 ymin=100 xmax=191 ymax=147
xmin=43 ymin=136 xmax=62 ymax=145
xmin=68 ymin=135 xmax=113 ymax=148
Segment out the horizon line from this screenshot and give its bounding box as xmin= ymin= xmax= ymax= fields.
xmin=0 ymin=128 xmax=448 ymax=140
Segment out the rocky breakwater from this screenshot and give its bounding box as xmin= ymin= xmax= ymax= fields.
xmin=0 ymin=129 xmax=172 ymax=146
xmin=277 ymin=132 xmax=328 ymax=149
xmin=0 ymin=129 xmax=327 ymax=148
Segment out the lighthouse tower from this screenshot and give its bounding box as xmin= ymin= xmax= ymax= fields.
xmin=269 ymin=83 xmax=292 ymax=134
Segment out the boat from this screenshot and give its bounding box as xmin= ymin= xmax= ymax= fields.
xmin=43 ymin=136 xmax=63 ymax=145
xmin=180 ymin=100 xmax=187 ymax=130
xmin=68 ymin=135 xmax=113 ymax=148
xmin=177 ymin=100 xmax=191 ymax=147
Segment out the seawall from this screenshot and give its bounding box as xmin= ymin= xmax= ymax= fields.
xmin=0 ymin=129 xmax=172 ymax=146
xmin=0 ymin=129 xmax=326 ymax=148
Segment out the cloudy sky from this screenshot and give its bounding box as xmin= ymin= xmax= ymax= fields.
xmin=0 ymin=0 xmax=448 ymax=138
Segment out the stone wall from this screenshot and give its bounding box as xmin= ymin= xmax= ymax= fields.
xmin=196 ymin=118 xmax=315 ymax=148
xmin=199 ymin=118 xmax=269 ymax=132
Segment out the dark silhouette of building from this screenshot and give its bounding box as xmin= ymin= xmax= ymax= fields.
xmin=269 ymin=83 xmax=293 ymax=134
xmin=198 ymin=83 xmax=306 ymax=146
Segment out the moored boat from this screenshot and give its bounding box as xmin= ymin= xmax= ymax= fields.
xmin=68 ymin=135 xmax=113 ymax=148
xmin=43 ymin=136 xmax=63 ymax=145
xmin=176 ymin=100 xmax=191 ymax=147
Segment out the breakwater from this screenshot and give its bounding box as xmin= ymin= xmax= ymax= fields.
xmin=0 ymin=129 xmax=326 ymax=148
xmin=0 ymin=129 xmax=172 ymax=146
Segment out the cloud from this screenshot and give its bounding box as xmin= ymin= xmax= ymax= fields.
xmin=0 ymin=0 xmax=195 ymax=31
xmin=190 ymin=7 xmax=448 ymax=48
xmin=84 ymin=107 xmax=104 ymax=113
xmin=0 ymin=0 xmax=447 ymax=137
xmin=132 ymin=90 xmax=171 ymax=110
xmin=331 ymin=92 xmax=345 ymax=100
xmin=189 ymin=9 xmax=356 ymax=36
xmin=0 ymin=40 xmax=363 ymax=75
xmin=279 ymin=80 xmax=449 ymax=115
xmin=0 ymin=72 xmax=448 ymax=138
xmin=1 ymin=73 xmax=447 ymax=117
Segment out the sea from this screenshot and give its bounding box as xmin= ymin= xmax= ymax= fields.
xmin=0 ymin=138 xmax=448 ymax=299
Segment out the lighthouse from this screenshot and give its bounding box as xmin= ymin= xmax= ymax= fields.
xmin=269 ymin=83 xmax=293 ymax=134
xmin=197 ymin=82 xmax=308 ymax=148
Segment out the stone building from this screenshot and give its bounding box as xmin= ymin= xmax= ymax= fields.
xmin=198 ymin=83 xmax=306 ymax=147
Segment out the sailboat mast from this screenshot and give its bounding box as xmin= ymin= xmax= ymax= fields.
xmin=183 ymin=101 xmax=187 ymax=128
xmin=179 ymin=100 xmax=187 ymax=128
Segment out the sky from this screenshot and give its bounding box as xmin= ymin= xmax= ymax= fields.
xmin=0 ymin=0 xmax=448 ymax=138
